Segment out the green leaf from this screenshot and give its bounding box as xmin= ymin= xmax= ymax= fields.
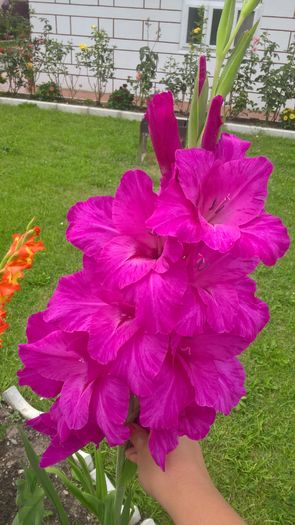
xmin=12 ymin=468 xmax=46 ymax=525
xmin=103 ymin=492 xmax=116 ymax=525
xmin=216 ymin=21 xmax=259 ymax=98
xmin=20 ymin=429 xmax=69 ymax=525
xmin=95 ymin=448 xmax=108 ymax=500
xmin=120 ymin=491 xmax=133 ymax=525
xmin=241 ymin=0 xmax=261 ymax=19
xmin=47 ymin=466 xmax=104 ymax=521
xmin=69 ymin=452 xmax=95 ymax=495
xmin=118 ymin=458 xmax=137 ymax=489
xmin=216 ymin=0 xmax=236 ymax=59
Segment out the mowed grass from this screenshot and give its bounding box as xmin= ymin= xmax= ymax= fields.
xmin=0 ymin=104 xmax=294 ymax=524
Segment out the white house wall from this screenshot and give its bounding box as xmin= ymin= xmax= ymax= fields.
xmin=28 ymin=0 xmax=295 ymax=107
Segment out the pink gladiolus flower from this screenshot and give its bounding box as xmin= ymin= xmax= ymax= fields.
xmin=66 ymin=170 xmax=187 ymax=334
xmin=18 ymin=90 xmax=289 ymax=471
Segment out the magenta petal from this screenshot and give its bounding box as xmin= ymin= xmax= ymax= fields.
xmin=94 ymin=376 xmax=130 ymax=445
xmin=193 ymin=245 xmax=258 ymax=287
xmin=18 ymin=368 xmax=62 ymax=398
xmin=145 ymin=91 xmax=181 ymax=190
xmin=66 ymin=196 xmax=117 ymax=256
xmin=146 ymin=179 xmax=200 ymax=242
xmin=88 ymin=309 xmax=138 ymax=364
xmin=19 ymin=331 xmax=87 ymax=382
xmin=216 ymin=133 xmax=251 ymax=162
xmin=198 ymin=283 xmax=239 ymax=333
xmin=201 ymin=95 xmax=223 ymax=151
xmin=176 ymin=289 xmax=206 ymax=336
xmin=139 ymin=357 xmax=191 ymax=429
xmin=239 ymin=211 xmax=290 ymax=266
xmin=97 ymin=235 xmax=156 ymax=289
xmin=26 ymin=311 xmax=59 ymax=344
xmin=176 ymin=148 xmax=215 ymax=204
xmin=59 ymin=376 xmax=93 ymax=430
xmin=149 ymin=429 xmax=178 ymax=470
xmin=113 ymin=332 xmax=168 ymax=395
xmin=44 ymin=271 xmax=107 ymax=332
xmin=213 ymin=358 xmax=246 ymax=414
xmin=197 ymin=211 xmax=241 ymax=252
xmin=198 ymin=55 xmax=207 ymax=95
xmin=134 ymin=262 xmax=187 ymax=334
xmin=113 ymin=170 xmax=157 ymax=236
xmin=234 ymin=278 xmax=269 ymax=340
xmin=28 ymin=402 xmax=103 ymax=467
xmin=202 ymin=157 xmax=273 ymax=226
xmin=179 ymin=405 xmax=216 ymax=439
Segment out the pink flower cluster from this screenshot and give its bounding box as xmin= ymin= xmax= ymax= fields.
xmin=18 ymin=92 xmax=289 ymax=469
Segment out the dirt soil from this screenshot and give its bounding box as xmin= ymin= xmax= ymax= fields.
xmin=0 ymin=402 xmax=97 ymax=525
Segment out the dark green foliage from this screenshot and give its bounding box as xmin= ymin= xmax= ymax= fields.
xmin=108 ymin=85 xmax=134 ymax=111
xmin=37 ymin=81 xmax=62 ymax=101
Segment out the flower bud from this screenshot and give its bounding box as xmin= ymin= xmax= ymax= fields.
xmin=241 ymin=0 xmax=261 ymax=19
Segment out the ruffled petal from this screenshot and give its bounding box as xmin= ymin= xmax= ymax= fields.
xmin=175 ymin=148 xmax=215 ymax=204
xmin=26 ymin=311 xmax=59 ymax=344
xmin=112 ymin=170 xmax=157 ymax=236
xmin=134 ymin=262 xmax=187 ymax=334
xmin=66 ymin=196 xmax=117 ymax=256
xmin=198 ymin=283 xmax=239 ymax=333
xmin=59 ymin=375 xmax=94 ymax=430
xmin=146 ymin=180 xmax=200 ymax=242
xmin=201 ymin=157 xmax=273 ymax=226
xmin=18 ymin=368 xmax=62 ymax=398
xmin=239 ymin=211 xmax=290 ymax=266
xmin=94 ymin=376 xmax=130 ymax=445
xmin=19 ymin=331 xmax=87 ymax=383
xmin=179 ymin=405 xmax=216 ymax=439
xmin=97 ymin=235 xmax=157 ymax=289
xmin=113 ymin=332 xmax=168 ymax=395
xmin=234 ymin=278 xmax=269 ymax=340
xmin=215 ymin=133 xmax=251 ymax=162
xmin=139 ymin=357 xmax=192 ymax=429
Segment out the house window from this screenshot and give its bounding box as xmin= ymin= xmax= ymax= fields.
xmin=234 ymin=10 xmax=255 ymax=45
xmin=181 ymin=1 xmax=257 ymax=49
xmin=209 ymin=8 xmax=222 ymax=46
xmin=186 ymin=7 xmax=205 ymax=44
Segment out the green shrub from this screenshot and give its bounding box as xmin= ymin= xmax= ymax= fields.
xmin=37 ymin=81 xmax=62 ymax=101
xmin=107 ymin=84 xmax=134 ymax=110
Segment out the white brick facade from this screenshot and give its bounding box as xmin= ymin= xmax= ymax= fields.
xmin=28 ymin=0 xmax=295 ymax=106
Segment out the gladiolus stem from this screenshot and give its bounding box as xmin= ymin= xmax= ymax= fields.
xmin=114 ymin=444 xmax=127 ymax=519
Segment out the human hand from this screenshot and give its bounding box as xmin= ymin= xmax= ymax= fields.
xmin=125 ymin=426 xmax=246 ymax=525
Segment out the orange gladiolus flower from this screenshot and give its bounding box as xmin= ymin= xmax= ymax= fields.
xmin=0 ymin=222 xmax=45 ymax=345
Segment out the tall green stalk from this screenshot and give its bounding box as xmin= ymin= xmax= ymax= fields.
xmin=114 ymin=444 xmax=127 ymax=521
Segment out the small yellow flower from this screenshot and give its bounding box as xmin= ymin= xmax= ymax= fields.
xmin=283 ymin=115 xmax=288 ymax=121
xmin=282 ymin=108 xmax=288 ymax=113
xmin=91 ymin=24 xmax=97 ymax=30
xmin=290 ymin=113 xmax=295 ymax=120
xmin=193 ymin=27 xmax=201 ymax=34
xmin=79 ymin=43 xmax=88 ymax=50
xmin=26 ymin=62 xmax=33 ymax=69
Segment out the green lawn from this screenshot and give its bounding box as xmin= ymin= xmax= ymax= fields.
xmin=0 ymin=104 xmax=294 ymax=525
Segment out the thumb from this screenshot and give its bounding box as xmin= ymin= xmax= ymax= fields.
xmin=129 ymin=424 xmax=149 ymax=451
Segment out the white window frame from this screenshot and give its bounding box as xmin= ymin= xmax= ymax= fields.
xmin=180 ymin=0 xmax=261 ymax=50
